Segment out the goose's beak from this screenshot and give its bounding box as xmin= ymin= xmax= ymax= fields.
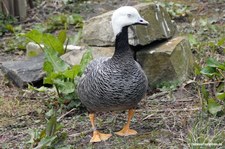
xmin=136 ymin=17 xmax=149 ymax=26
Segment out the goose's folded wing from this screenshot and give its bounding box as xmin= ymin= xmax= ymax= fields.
xmin=83 ymin=57 xmax=110 ymax=75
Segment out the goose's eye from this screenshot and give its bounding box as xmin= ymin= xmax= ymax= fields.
xmin=127 ymin=14 xmax=132 ymax=18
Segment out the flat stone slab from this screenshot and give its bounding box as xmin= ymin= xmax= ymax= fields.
xmin=83 ymin=3 xmax=176 ymax=46
xmin=136 ymin=36 xmax=194 ymax=88
xmin=1 ymin=54 xmax=45 ymax=88
xmin=61 ymin=47 xmax=114 ymax=66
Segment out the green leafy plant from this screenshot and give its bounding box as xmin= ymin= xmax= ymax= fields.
xmin=0 ymin=12 xmax=17 ymax=36
xmin=200 ymin=58 xmax=225 ymax=115
xmin=187 ymin=113 xmax=225 ymax=149
xmin=34 ymin=13 xmax=83 ymax=33
xmin=25 ymin=29 xmax=93 ymax=109
xmin=157 ymin=2 xmax=190 ymax=20
xmin=27 ymin=111 xmax=70 ymax=149
xmin=0 ymin=13 xmax=27 ymax=52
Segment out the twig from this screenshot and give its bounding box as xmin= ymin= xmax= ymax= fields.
xmin=201 ymin=80 xmax=224 ymax=85
xmin=57 ymin=108 xmax=75 ymax=122
xmin=142 ymin=114 xmax=155 ymax=120
xmin=69 ymin=130 xmax=92 ymax=137
xmin=138 ymin=107 xmax=201 ymax=113
xmin=147 ymin=91 xmax=168 ymax=100
xmin=176 ymin=98 xmax=194 ymax=102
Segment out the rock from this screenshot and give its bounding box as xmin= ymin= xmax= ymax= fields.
xmin=1 ymin=54 xmax=45 ymax=88
xmin=83 ymin=3 xmax=176 ymax=46
xmin=1 ymin=46 xmax=113 ymax=88
xmin=61 ymin=47 xmax=114 ymax=66
xmin=26 ymin=42 xmax=44 ymax=59
xmin=26 ymin=42 xmax=82 ymax=59
xmin=136 ymin=36 xmax=194 ymax=88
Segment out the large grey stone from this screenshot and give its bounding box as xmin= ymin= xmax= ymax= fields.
xmin=83 ymin=3 xmax=176 ymax=46
xmin=61 ymin=47 xmax=114 ymax=66
xmin=1 ymin=54 xmax=45 ymax=88
xmin=136 ymin=36 xmax=194 ymax=88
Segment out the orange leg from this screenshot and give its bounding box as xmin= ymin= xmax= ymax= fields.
xmin=89 ymin=113 xmax=112 ymax=142
xmin=115 ymin=109 xmax=137 ymax=136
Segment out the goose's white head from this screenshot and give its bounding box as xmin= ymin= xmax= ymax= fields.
xmin=111 ymin=6 xmax=149 ymax=36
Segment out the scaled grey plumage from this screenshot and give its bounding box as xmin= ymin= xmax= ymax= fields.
xmin=77 ymin=26 xmax=148 ymax=112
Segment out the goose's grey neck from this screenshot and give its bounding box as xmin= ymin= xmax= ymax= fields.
xmin=112 ymin=26 xmax=133 ymax=61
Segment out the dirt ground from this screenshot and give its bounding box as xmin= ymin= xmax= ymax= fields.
xmin=0 ymin=0 xmax=225 ymax=148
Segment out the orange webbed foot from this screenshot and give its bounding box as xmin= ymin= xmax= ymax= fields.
xmin=115 ymin=124 xmax=137 ymax=136
xmin=115 ymin=109 xmax=138 ymax=136
xmin=90 ymin=130 xmax=112 ymax=143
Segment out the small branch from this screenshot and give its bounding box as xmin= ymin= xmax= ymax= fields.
xmin=201 ymin=80 xmax=224 ymax=85
xmin=218 ymin=69 xmax=225 ymax=78
xmin=69 ymin=130 xmax=92 ymax=137
xmin=138 ymin=107 xmax=201 ymax=113
xmin=142 ymin=114 xmax=154 ymax=120
xmin=176 ymin=98 xmax=194 ymax=102
xmin=57 ymin=108 xmax=75 ymax=122
xmin=147 ymin=91 xmax=168 ymax=100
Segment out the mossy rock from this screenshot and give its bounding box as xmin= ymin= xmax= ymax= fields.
xmin=83 ymin=3 xmax=176 ymax=46
xmin=137 ymin=36 xmax=194 ymax=88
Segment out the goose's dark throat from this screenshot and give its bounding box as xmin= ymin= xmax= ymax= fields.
xmin=112 ymin=26 xmax=134 ymax=61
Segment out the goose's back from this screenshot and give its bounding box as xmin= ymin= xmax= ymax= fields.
xmin=77 ymin=57 xmax=148 ymax=112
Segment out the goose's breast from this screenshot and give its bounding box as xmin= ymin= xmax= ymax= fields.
xmin=78 ymin=62 xmax=148 ymax=112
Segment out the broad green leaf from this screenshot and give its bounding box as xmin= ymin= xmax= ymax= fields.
xmin=217 ymin=82 xmax=225 ymax=93
xmin=63 ymin=65 xmax=81 ymax=79
xmin=218 ymin=64 xmax=225 ymax=70
xmin=188 ymin=34 xmax=197 ymax=46
xmin=34 ymin=136 xmax=57 ymax=149
xmin=54 ymin=79 xmax=75 ymax=94
xmin=44 ymin=47 xmax=70 ymax=73
xmin=67 ymin=98 xmax=81 ymax=109
xmin=206 ymin=58 xmax=222 ymax=68
xmin=80 ymin=48 xmax=93 ymax=74
xmin=73 ymin=29 xmax=82 ymax=45
xmin=55 ymin=122 xmax=63 ymax=132
xmin=39 ymin=129 xmax=46 ymax=140
xmin=206 ymin=58 xmax=225 ymax=70
xmin=51 ymin=132 xmax=68 ymax=148
xmin=194 ymin=63 xmax=201 ymax=75
xmin=68 ymin=14 xmax=83 ymax=26
xmin=200 ymin=66 xmax=218 ymax=76
xmin=63 ymin=93 xmax=76 ymax=101
xmin=28 ymin=84 xmax=49 ymax=92
xmin=43 ymin=72 xmax=61 ymax=84
xmin=43 ymin=33 xmax=64 ymax=55
xmin=45 ymin=109 xmax=55 ymax=118
xmin=5 ymin=24 xmax=15 ymax=33
xmin=217 ymin=92 xmax=225 ymax=100
xmin=217 ymin=37 xmax=225 ymax=46
xmin=46 ymin=115 xmax=57 ymax=136
xmin=207 ymin=98 xmax=223 ymax=115
xmin=43 ymin=61 xmax=54 ymax=74
xmin=201 ymin=85 xmax=209 ymax=100
xmin=25 ymin=30 xmax=42 ymax=44
xmin=27 ymin=129 xmax=40 ymax=144
xmin=58 ymin=30 xmax=67 ymax=44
